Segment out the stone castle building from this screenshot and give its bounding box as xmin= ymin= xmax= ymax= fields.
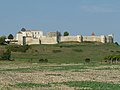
xmin=13 ymin=29 xmax=114 ymax=45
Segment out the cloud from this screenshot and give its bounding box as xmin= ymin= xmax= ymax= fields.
xmin=81 ymin=5 xmax=119 ymax=13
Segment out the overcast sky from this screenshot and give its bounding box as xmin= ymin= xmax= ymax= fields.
xmin=0 ymin=0 xmax=120 ymax=43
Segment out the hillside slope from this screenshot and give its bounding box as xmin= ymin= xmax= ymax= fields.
xmin=10 ymin=43 xmax=120 ymax=64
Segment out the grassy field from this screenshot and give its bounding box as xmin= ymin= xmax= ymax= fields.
xmin=0 ymin=43 xmax=120 ymax=90
xmin=10 ymin=42 xmax=120 ymax=64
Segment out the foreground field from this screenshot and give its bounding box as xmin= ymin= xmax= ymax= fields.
xmin=0 ymin=43 xmax=120 ymax=89
xmin=0 ymin=62 xmax=120 ymax=90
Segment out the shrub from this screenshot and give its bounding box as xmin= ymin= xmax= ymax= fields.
xmin=39 ymin=58 xmax=48 ymax=63
xmin=59 ymin=46 xmax=63 ymax=48
xmin=6 ymin=45 xmax=29 ymax=52
xmin=39 ymin=59 xmax=44 ymax=62
xmin=35 ymin=50 xmax=38 ymax=52
xmin=44 ymin=59 xmax=48 ymax=62
xmin=0 ymin=36 xmax=6 ymax=45
xmin=110 ymin=50 xmax=114 ymax=52
xmin=85 ymin=58 xmax=90 ymax=63
xmin=116 ymin=51 xmax=120 ymax=53
xmin=1 ymin=49 xmax=11 ymax=60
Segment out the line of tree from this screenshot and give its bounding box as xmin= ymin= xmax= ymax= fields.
xmin=104 ymin=55 xmax=120 ymax=63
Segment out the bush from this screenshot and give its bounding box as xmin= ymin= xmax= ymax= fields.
xmin=1 ymin=49 xmax=11 ymax=60
xmin=59 ymin=46 xmax=63 ymax=48
xmin=39 ymin=58 xmax=48 ymax=63
xmin=85 ymin=58 xmax=90 ymax=63
xmin=6 ymin=45 xmax=29 ymax=52
xmin=0 ymin=36 xmax=6 ymax=45
xmin=116 ymin=51 xmax=120 ymax=53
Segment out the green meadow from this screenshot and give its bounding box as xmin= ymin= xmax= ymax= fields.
xmin=10 ymin=42 xmax=120 ymax=64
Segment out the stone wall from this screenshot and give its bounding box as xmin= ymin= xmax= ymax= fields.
xmin=25 ymin=37 xmax=40 ymax=45
xmin=40 ymin=36 xmax=57 ymax=44
xmin=83 ymin=36 xmax=103 ymax=43
xmin=28 ymin=38 xmax=40 ymax=45
xmin=15 ymin=30 xmax=113 ymax=45
xmin=60 ymin=35 xmax=82 ymax=42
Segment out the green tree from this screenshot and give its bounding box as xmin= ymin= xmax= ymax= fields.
xmin=115 ymin=42 xmax=119 ymax=46
xmin=8 ymin=34 xmax=14 ymax=39
xmin=0 ymin=36 xmax=6 ymax=45
xmin=64 ymin=31 xmax=69 ymax=36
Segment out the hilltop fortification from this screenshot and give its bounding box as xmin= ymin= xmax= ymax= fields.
xmin=11 ymin=29 xmax=114 ymax=45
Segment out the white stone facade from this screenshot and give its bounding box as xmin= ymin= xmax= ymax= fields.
xmin=16 ymin=30 xmax=43 ymax=45
xmin=14 ymin=30 xmax=114 ymax=45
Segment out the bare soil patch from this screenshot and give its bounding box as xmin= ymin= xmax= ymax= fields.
xmin=0 ymin=63 xmax=120 ymax=90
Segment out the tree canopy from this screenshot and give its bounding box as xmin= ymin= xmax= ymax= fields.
xmin=63 ymin=31 xmax=69 ymax=36
xmin=115 ymin=42 xmax=119 ymax=46
xmin=0 ymin=36 xmax=6 ymax=45
xmin=8 ymin=34 xmax=14 ymax=39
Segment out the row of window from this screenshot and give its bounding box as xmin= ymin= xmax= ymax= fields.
xmin=32 ymin=32 xmax=40 ymax=35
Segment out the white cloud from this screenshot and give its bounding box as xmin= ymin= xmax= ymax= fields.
xmin=81 ymin=5 xmax=119 ymax=13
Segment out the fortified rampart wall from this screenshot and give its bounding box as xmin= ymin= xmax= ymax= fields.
xmin=83 ymin=35 xmax=107 ymax=43
xmin=60 ymin=36 xmax=82 ymax=42
xmin=83 ymin=36 xmax=101 ymax=42
xmin=40 ymin=36 xmax=57 ymax=44
xmin=26 ymin=38 xmax=40 ymax=45
xmin=14 ymin=30 xmax=114 ymax=45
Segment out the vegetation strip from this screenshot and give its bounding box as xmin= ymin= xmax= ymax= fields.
xmin=15 ymin=81 xmax=120 ymax=89
xmin=95 ymin=67 xmax=120 ymax=70
xmin=0 ymin=65 xmax=88 ymax=72
xmin=15 ymin=83 xmax=51 ymax=88
xmin=45 ymin=74 xmax=62 ymax=76
xmin=59 ymin=81 xmax=120 ymax=90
